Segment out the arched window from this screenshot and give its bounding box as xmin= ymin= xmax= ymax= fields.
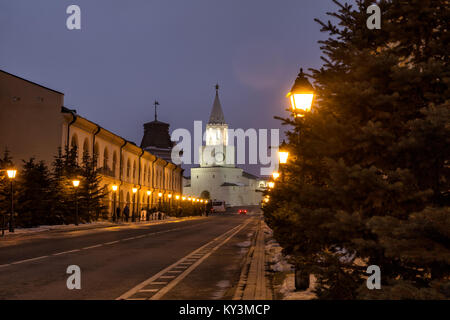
xmin=94 ymin=143 xmax=100 ymax=167
xmin=132 ymin=160 xmax=136 ymax=181
xmin=103 ymin=147 xmax=109 ymax=170
xmin=112 ymin=152 xmax=117 ymax=177
xmin=82 ymin=138 xmax=89 ymax=157
xmin=127 ymin=159 xmax=131 ymax=178
xmin=143 ymin=164 xmax=147 ymax=185
xmin=70 ymin=134 xmax=79 ymax=162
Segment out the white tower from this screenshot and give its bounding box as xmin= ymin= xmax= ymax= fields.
xmin=200 ymin=84 xmax=235 ymax=167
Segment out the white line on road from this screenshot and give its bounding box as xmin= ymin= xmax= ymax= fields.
xmin=82 ymin=244 xmax=103 ymax=250
xmin=2 ymin=221 xmax=210 ymax=267
xmin=52 ymin=249 xmax=81 ymax=256
xmin=11 ymin=255 xmax=49 ymax=265
xmin=117 ymin=219 xmax=252 ymax=300
xmin=139 ymin=289 xmax=159 ymax=292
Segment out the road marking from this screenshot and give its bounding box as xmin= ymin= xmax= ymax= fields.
xmin=149 ymin=282 xmax=168 ymax=285
xmin=53 ymin=249 xmax=81 ymax=256
xmin=2 ymin=220 xmax=211 ymax=268
xmin=104 ymin=240 xmax=120 ymax=245
xmin=139 ymin=289 xmax=159 ymax=292
xmin=150 ymin=221 xmax=250 ymax=300
xmin=82 ymin=244 xmax=103 ymax=250
xmin=167 ymin=270 xmax=182 ymax=273
xmin=117 ymin=219 xmax=252 ymax=300
xmin=11 ymin=255 xmax=48 ymax=265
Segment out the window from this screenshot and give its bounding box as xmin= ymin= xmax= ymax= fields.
xmin=103 ymin=148 xmax=109 ymax=170
xmin=127 ymin=159 xmax=131 ymax=178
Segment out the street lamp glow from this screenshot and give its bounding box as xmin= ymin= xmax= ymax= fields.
xmin=6 ymin=169 xmax=17 ymax=179
xmin=272 ymin=172 xmax=280 ymax=180
xmin=287 ymin=68 xmax=315 ymax=115
xmin=175 ymin=195 xmax=180 ymax=200
xmin=182 ymin=196 xmax=186 ymax=201
xmin=187 ymin=197 xmax=191 ymax=201
xmin=168 ymin=194 xmax=172 ymax=199
xmin=158 ymin=192 xmax=163 ymax=197
xmin=268 ymin=182 xmax=275 ymax=189
xmin=147 ymin=190 xmax=152 ymax=196
xmin=72 ymin=180 xmax=80 ymax=187
xmin=278 ymin=151 xmax=289 ymax=164
xmin=197 ymin=199 xmax=200 ymax=202
xmin=200 ymin=199 xmax=204 ymax=203
xmin=112 ymin=185 xmax=118 ymax=192
xmin=132 ymin=187 xmax=138 ymax=193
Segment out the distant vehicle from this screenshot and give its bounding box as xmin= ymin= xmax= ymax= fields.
xmin=211 ymin=201 xmax=226 ymax=213
xmin=238 ymin=209 xmax=247 ymax=215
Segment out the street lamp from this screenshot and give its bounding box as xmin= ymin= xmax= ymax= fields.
xmin=6 ymin=169 xmax=17 ymax=233
xmin=272 ymin=172 xmax=280 ymax=180
xmin=72 ymin=179 xmax=80 ymax=226
xmin=268 ymin=181 xmax=275 ymax=189
xmin=287 ymin=68 xmax=315 ymax=116
xmin=158 ymin=192 xmax=163 ymax=210
xmin=147 ymin=190 xmax=151 ymax=211
xmin=112 ymin=185 xmax=118 ymax=222
xmin=132 ymin=187 xmax=138 ymax=222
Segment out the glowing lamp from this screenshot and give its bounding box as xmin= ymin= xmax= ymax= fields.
xmin=72 ymin=180 xmax=80 ymax=187
xmin=7 ymin=169 xmax=17 ymax=179
xmin=287 ymin=68 xmax=314 ymax=115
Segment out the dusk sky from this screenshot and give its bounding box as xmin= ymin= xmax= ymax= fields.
xmin=1 ymin=0 xmax=343 ymax=175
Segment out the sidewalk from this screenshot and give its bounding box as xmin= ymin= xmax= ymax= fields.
xmin=233 ymin=218 xmax=273 ymax=300
xmin=0 ymin=216 xmax=205 ymax=240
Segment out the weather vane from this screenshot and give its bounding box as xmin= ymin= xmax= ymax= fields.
xmin=153 ymin=100 xmax=160 ymax=121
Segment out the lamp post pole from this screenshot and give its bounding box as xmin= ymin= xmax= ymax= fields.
xmin=286 ymin=67 xmax=315 ymax=291
xmin=75 ymin=188 xmax=79 ymax=226
xmin=9 ymin=178 xmax=14 ymax=233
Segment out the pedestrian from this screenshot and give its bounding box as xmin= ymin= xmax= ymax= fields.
xmin=123 ymin=205 xmax=130 ymax=222
xmin=140 ymin=208 xmax=146 ymax=222
xmin=115 ymin=207 xmax=121 ymax=222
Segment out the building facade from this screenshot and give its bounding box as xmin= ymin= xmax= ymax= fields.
xmin=0 ymin=70 xmax=183 ymax=218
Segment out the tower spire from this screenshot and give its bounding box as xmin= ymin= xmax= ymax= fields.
xmin=208 ymin=83 xmax=225 ymax=124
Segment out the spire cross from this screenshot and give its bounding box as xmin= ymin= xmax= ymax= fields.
xmin=153 ymin=100 xmax=160 ymax=121
xmin=215 ymin=83 xmax=219 ymax=94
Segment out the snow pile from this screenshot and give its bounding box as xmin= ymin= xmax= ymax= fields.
xmin=279 ymin=274 xmax=317 ymax=300
xmin=263 ymin=221 xmax=317 ymax=300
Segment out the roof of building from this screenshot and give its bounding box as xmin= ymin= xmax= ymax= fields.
xmin=1 ymin=69 xmax=64 ymax=95
xmin=208 ymin=84 xmax=226 ymax=125
xmin=242 ymin=171 xmax=259 ymax=180
xmin=140 ymin=120 xmax=173 ymax=149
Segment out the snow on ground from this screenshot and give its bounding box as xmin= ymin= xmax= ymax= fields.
xmin=263 ymin=222 xmax=317 ymax=300
xmin=0 ymin=217 xmax=180 ymax=237
xmin=279 ymin=274 xmax=317 ymax=300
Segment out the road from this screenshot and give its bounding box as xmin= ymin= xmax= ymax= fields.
xmin=0 ymin=214 xmax=259 ymax=300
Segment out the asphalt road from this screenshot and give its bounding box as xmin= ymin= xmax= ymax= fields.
xmin=0 ymin=214 xmax=258 ymax=300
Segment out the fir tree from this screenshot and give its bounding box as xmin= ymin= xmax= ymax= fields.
xmin=265 ymin=0 xmax=449 ymax=299
xmin=16 ymin=158 xmax=52 ymax=227
xmin=79 ymin=151 xmax=107 ymax=222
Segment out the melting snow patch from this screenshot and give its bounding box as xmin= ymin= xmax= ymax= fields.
xmin=236 ymin=241 xmax=251 ymax=248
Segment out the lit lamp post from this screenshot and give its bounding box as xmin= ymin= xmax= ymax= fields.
xmin=272 ymin=171 xmax=280 ymax=180
xmin=112 ymin=185 xmax=118 ymax=222
xmin=158 ymin=192 xmax=163 ymax=210
xmin=147 ymin=190 xmax=152 ymax=211
xmin=132 ymin=187 xmax=138 ymax=222
xmin=72 ymin=179 xmax=80 ymax=226
xmin=6 ymin=169 xmax=17 ymax=233
xmin=278 ymin=142 xmax=289 ymax=183
xmin=286 ymin=68 xmax=315 ymax=292
xmin=268 ymin=181 xmax=275 ymax=189
xmin=168 ymin=194 xmax=172 ymax=210
xmin=286 ymin=68 xmax=315 ymax=117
